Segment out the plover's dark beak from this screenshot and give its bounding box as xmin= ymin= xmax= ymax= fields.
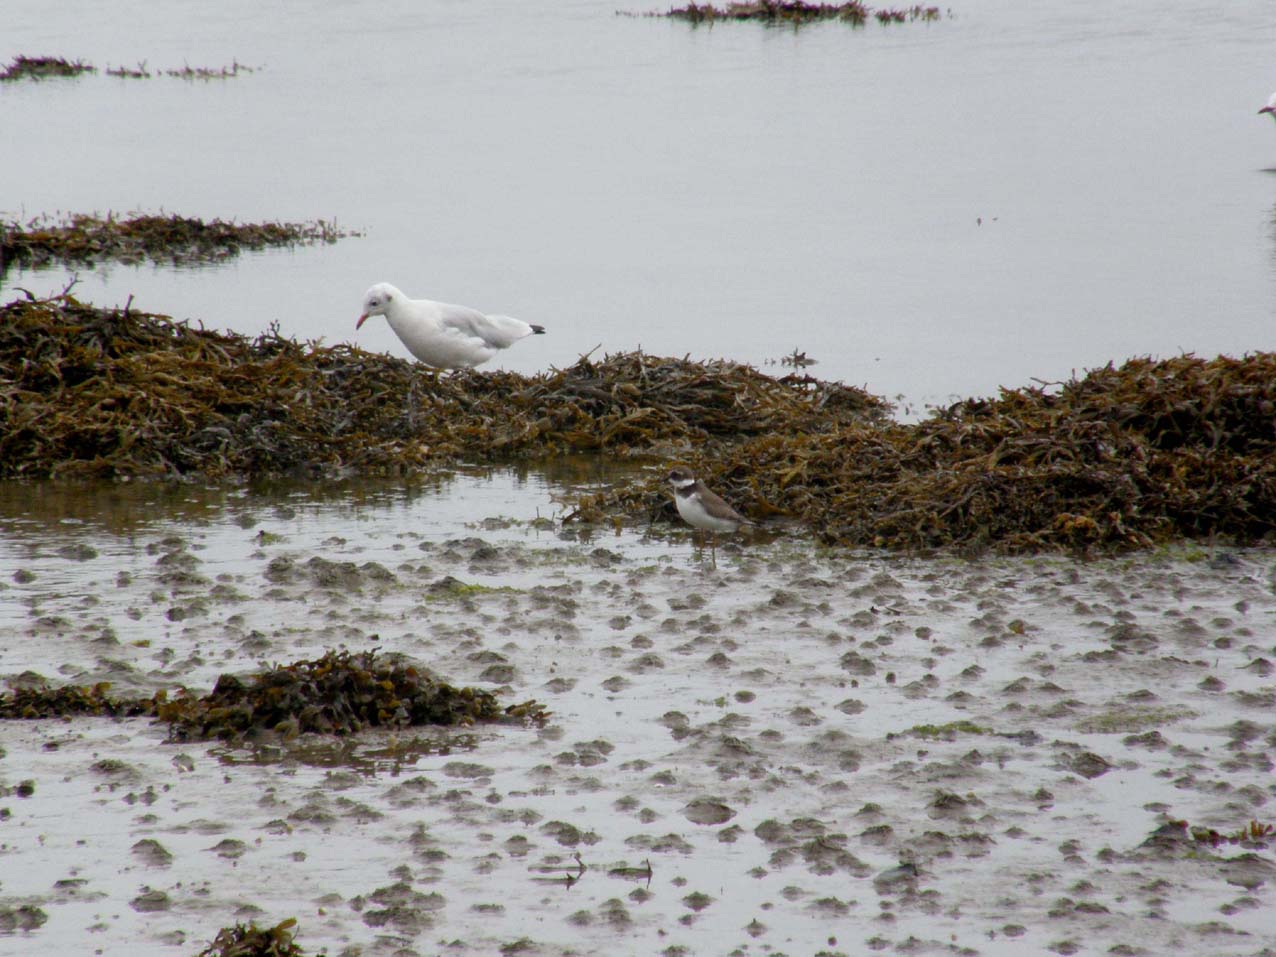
xmin=1261 ymin=106 xmax=1275 ymax=116
xmin=356 ymin=312 xmax=369 ymax=330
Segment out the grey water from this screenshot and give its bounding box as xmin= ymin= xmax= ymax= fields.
xmin=4 ymin=0 xmax=1276 ymax=414
xmin=6 ymin=9 xmax=1276 ymax=952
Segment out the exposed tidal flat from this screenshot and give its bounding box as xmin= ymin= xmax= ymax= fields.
xmin=0 ymin=475 xmax=1273 ymax=956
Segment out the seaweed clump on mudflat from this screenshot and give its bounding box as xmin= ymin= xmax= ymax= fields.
xmin=574 ymin=354 xmax=1276 ymax=553
xmin=195 ymin=919 xmax=306 ymax=957
xmin=0 ymin=293 xmax=887 ymax=479
xmin=657 ymin=2 xmax=941 ymax=24
xmin=0 ymin=651 xmax=546 ymax=739
xmin=156 ymin=650 xmax=547 ymax=740
xmin=0 ymin=212 xmax=350 ymax=273
xmin=0 ymin=55 xmax=96 ymax=81
xmin=0 ymin=681 xmax=152 ymax=719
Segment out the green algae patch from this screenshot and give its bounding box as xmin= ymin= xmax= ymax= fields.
xmin=900 ymin=720 xmax=989 ymax=740
xmin=426 ymin=576 xmax=519 ymax=601
xmin=0 ymin=55 xmax=96 ymax=81
xmin=1074 ymin=706 xmax=1196 ymax=734
xmin=0 ymin=293 xmax=885 ymax=480
xmin=0 ymin=212 xmax=351 ymax=272
xmin=0 ymin=651 xmax=548 ymax=740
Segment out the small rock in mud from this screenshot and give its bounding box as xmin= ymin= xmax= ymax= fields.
xmin=131 ymin=839 xmax=174 ymax=867
xmin=0 ymin=905 xmax=47 ymax=931
xmin=1069 ymin=752 xmax=1114 ymax=779
xmin=57 ymin=543 xmax=98 ymax=561
xmin=130 ymin=888 xmax=171 ymax=912
xmin=208 ymin=839 xmax=248 ymax=860
xmin=90 ymin=758 xmax=141 ymax=781
xmin=681 ymin=891 xmax=713 ymax=912
xmin=873 ymin=861 xmax=920 ymax=893
xmin=444 ymin=761 xmax=495 ymax=780
xmin=683 ymin=798 xmax=736 ymax=826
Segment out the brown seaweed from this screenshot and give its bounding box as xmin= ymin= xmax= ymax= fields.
xmin=0 ymin=55 xmax=96 ymax=82
xmin=1174 ymin=819 xmax=1275 ymax=849
xmin=162 ymin=60 xmax=255 ymax=80
xmin=4 ymin=293 xmax=1275 ymax=553
xmin=195 ymin=919 xmax=306 ymax=957
xmin=654 ymin=2 xmax=940 ymax=24
xmin=0 ymin=212 xmax=351 ymax=273
xmin=0 ymin=293 xmax=885 ymax=480
xmin=571 ymin=354 xmax=1276 ymax=553
xmin=0 ymin=681 xmax=152 ymax=719
xmin=104 ymin=61 xmax=256 ymax=81
xmin=0 ymin=651 xmax=548 ymax=740
xmin=1 ymin=55 xmax=253 ymax=83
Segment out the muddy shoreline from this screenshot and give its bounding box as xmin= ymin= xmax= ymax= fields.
xmin=0 ymin=477 xmax=1273 ymax=955
xmin=4 ymin=293 xmax=1276 ymax=554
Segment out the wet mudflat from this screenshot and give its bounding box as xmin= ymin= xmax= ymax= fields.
xmin=0 ymin=477 xmax=1273 ymax=956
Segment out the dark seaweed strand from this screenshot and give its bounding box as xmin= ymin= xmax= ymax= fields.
xmin=0 ymin=55 xmax=96 ymax=81
xmin=0 ymin=213 xmax=351 ymax=271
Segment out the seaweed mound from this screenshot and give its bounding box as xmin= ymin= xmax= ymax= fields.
xmin=0 ymin=651 xmax=546 ymax=739
xmin=575 ymin=353 xmax=1276 ymax=552
xmin=156 ymin=650 xmax=545 ymax=740
xmin=195 ymin=919 xmax=305 ymax=957
xmin=4 ymin=293 xmax=1273 ymax=552
xmin=0 ymin=213 xmax=348 ymax=272
xmin=0 ymin=681 xmax=151 ymax=719
xmin=0 ymin=293 xmax=886 ymax=479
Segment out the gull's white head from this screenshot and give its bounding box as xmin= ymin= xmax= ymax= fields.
xmin=356 ymin=283 xmax=400 ymax=329
xmin=1260 ymin=92 xmax=1276 ymax=119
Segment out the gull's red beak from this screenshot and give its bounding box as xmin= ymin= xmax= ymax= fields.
xmin=356 ymin=312 xmax=369 ymax=330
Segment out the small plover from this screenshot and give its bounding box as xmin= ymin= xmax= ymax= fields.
xmin=666 ymin=466 xmax=753 ymax=555
xmin=356 ymin=282 xmax=545 ymax=370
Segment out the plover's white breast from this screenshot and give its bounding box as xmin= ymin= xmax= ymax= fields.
xmin=676 ymin=491 xmax=743 ymax=534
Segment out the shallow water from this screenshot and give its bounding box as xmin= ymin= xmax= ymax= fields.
xmin=4 ymin=0 xmax=1276 ymax=412
xmin=1 ymin=473 xmax=1275 ymax=955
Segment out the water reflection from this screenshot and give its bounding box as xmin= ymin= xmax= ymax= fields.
xmin=0 ymin=462 xmax=669 ymax=580
xmin=211 ymin=731 xmax=481 ymax=775
xmin=0 ymin=472 xmax=454 ymax=538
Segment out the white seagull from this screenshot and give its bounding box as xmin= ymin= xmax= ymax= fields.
xmin=356 ymin=282 xmax=545 ymax=370
xmin=1260 ymin=92 xmax=1276 ymax=120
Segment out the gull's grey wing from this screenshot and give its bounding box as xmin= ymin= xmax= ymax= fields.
xmin=437 ymin=302 xmax=530 ymax=349
xmin=436 ymin=302 xmax=496 ymax=342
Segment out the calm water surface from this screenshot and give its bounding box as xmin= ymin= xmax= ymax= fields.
xmin=6 ymin=10 xmax=1276 ymax=953
xmin=4 ymin=0 xmax=1276 ymax=412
